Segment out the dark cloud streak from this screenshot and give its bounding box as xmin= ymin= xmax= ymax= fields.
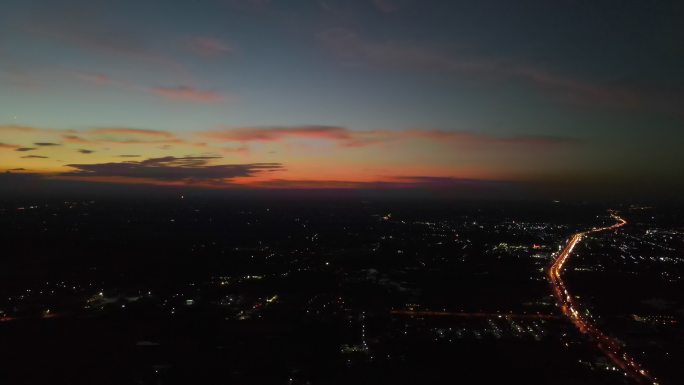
xmin=204 ymin=126 xmax=580 ymax=148
xmin=62 ymin=156 xmax=283 ymax=183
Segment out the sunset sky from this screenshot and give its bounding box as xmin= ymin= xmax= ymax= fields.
xmin=1 ymin=1 xmax=682 ymax=196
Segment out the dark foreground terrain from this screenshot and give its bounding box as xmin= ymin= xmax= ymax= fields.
xmin=1 ymin=197 xmax=682 ymax=384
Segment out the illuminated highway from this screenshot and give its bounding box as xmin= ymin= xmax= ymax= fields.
xmin=549 ymin=213 xmax=658 ymax=384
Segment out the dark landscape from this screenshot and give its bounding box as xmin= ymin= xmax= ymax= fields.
xmin=1 ymin=1 xmax=683 ymax=383
xmin=1 ymin=197 xmax=682 ymax=384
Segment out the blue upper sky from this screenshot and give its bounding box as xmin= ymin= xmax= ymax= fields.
xmin=1 ymin=0 xmax=683 ymax=196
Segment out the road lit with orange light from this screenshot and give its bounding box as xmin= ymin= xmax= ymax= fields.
xmin=549 ymin=213 xmax=658 ymax=384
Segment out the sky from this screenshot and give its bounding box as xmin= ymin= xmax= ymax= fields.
xmin=1 ymin=0 xmax=683 ymax=198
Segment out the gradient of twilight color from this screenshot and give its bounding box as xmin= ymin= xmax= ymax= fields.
xmin=1 ymin=1 xmax=683 ymax=196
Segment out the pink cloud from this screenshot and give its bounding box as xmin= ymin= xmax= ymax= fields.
xmin=63 ymin=128 xmax=177 ymax=145
xmin=511 ymin=67 xmax=640 ymax=108
xmin=77 ymin=73 xmax=113 ymax=86
xmin=62 ymin=135 xmax=94 ymax=144
xmin=150 ymin=86 xmax=225 ymax=103
xmin=25 ymin=7 xmax=191 ymax=80
xmin=318 ymin=28 xmax=640 ymax=109
xmin=205 ymin=125 xmax=352 ymax=142
xmin=223 ymin=145 xmax=249 ymax=154
xmin=187 ymin=37 xmax=233 ymax=57
xmin=77 ymin=72 xmax=226 ymax=104
xmin=246 ymin=176 xmax=512 ymax=191
xmin=203 ymin=126 xmax=579 ymax=149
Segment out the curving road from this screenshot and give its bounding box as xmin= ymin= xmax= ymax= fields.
xmin=549 ymin=213 xmax=659 ymax=385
